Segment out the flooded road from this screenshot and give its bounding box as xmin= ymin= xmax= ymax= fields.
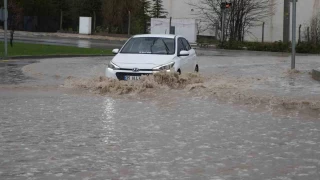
xmin=1 ymin=50 xmax=320 ymax=179
xmin=0 ymin=35 xmax=124 ymax=50
xmin=0 ymin=60 xmax=37 ymax=84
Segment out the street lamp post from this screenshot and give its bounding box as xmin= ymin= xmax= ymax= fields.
xmin=291 ymin=0 xmax=297 ymax=69
xmin=4 ymin=0 xmax=8 ymax=57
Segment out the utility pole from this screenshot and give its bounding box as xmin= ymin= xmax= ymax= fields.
xmin=60 ymin=10 xmax=63 ymax=31
xmin=283 ymin=0 xmax=290 ymax=43
xmin=262 ymin=22 xmax=265 ymax=43
xmin=307 ymin=27 xmax=310 ymax=42
xmin=221 ymin=9 xmax=225 ymax=42
xmin=169 ymin=17 xmax=172 ymax=34
xmin=220 ymin=1 xmax=231 ymax=42
xmin=128 ymin=11 xmax=131 ymax=36
xmin=298 ymin=24 xmax=301 ymax=44
xmin=93 ymin=11 xmax=96 ymax=33
xmin=291 ymin=0 xmax=297 ymax=69
xmin=4 ymin=0 xmax=8 ymax=57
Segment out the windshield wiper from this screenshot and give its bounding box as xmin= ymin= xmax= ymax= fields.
xmin=161 ymin=39 xmax=170 ymax=54
xmin=150 ymin=39 xmax=156 ymax=53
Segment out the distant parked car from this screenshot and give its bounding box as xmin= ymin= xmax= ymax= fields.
xmin=106 ymin=34 xmax=198 ymax=80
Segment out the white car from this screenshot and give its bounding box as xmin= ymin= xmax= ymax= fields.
xmin=106 ymin=34 xmax=198 ymax=80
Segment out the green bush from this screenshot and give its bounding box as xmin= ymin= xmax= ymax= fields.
xmin=218 ymin=41 xmax=244 ymax=50
xmin=219 ymin=41 xmax=292 ymax=52
xmin=197 ymin=36 xmax=218 ymax=44
xmin=296 ymin=42 xmax=320 ymax=54
xmin=95 ymin=26 xmax=107 ymax=33
xmin=219 ymin=41 xmax=320 ymax=53
xmin=242 ymin=41 xmax=289 ymax=52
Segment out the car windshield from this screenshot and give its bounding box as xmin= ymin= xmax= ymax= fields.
xmin=120 ymin=37 xmax=175 ymax=55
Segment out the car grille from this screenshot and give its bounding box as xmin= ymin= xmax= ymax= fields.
xmin=116 ymin=73 xmax=151 ymax=80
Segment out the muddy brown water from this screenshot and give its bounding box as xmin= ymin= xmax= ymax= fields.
xmin=1 ymin=54 xmax=320 ymax=179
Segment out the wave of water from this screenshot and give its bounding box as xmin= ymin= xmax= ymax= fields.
xmin=63 ymin=72 xmax=320 ymax=116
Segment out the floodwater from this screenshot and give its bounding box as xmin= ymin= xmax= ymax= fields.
xmin=1 ymin=51 xmax=320 ymax=180
xmin=0 ymin=35 xmax=124 ymax=49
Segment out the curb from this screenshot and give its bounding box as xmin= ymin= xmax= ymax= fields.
xmin=0 ymin=54 xmax=114 ymax=61
xmin=312 ymin=69 xmax=320 ymax=81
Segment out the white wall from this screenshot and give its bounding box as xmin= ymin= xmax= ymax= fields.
xmin=163 ymin=0 xmax=215 ymax=37
xmin=151 ymin=18 xmax=198 ymax=43
xmin=163 ymin=0 xmax=320 ymax=42
xmin=246 ymin=0 xmax=320 ymax=42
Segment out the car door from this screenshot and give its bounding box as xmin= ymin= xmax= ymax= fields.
xmin=181 ymin=38 xmax=196 ymax=72
xmin=177 ymin=37 xmax=191 ymax=72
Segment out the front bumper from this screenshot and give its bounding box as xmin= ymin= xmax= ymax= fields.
xmin=106 ymin=68 xmax=154 ymax=80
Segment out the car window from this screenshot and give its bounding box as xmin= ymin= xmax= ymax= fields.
xmin=182 ymin=38 xmax=191 ymax=50
xmin=151 ymin=39 xmax=168 ymax=54
xmin=178 ymin=38 xmax=187 ymax=52
xmin=121 ymin=37 xmax=175 ymax=55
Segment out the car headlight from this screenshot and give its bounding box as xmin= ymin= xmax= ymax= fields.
xmin=108 ymin=61 xmax=120 ymax=70
xmin=153 ymin=62 xmax=175 ymax=71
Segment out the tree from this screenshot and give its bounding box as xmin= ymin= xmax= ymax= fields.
xmin=189 ymin=0 xmax=275 ymax=41
xmin=308 ymin=12 xmax=320 ymax=45
xmin=134 ymin=0 xmax=151 ymax=33
xmin=151 ymin=0 xmax=167 ymax=18
xmin=102 ymin=0 xmax=143 ymax=34
xmin=51 ymin=0 xmax=68 ymax=30
xmin=8 ymin=0 xmax=23 ymax=47
xmin=102 ymin=0 xmax=125 ymax=33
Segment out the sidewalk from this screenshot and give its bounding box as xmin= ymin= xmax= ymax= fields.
xmin=0 ymin=30 xmax=128 ymax=42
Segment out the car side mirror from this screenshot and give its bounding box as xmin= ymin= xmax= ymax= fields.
xmin=179 ymin=50 xmax=189 ymax=56
xmin=112 ymin=49 xmax=119 ymax=54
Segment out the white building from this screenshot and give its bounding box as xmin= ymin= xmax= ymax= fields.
xmin=162 ymin=0 xmax=320 ymax=42
xmin=150 ymin=18 xmax=198 ymax=43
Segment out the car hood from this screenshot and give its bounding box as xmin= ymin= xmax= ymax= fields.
xmin=112 ymin=53 xmax=175 ymax=69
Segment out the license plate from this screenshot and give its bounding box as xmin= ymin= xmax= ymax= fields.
xmin=124 ymin=76 xmax=141 ymax=81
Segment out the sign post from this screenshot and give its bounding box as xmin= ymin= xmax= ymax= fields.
xmin=4 ymin=0 xmax=8 ymax=57
xmin=220 ymin=1 xmax=232 ymax=42
xmin=262 ymin=22 xmax=265 ymax=42
xmin=291 ymin=0 xmax=296 ymax=69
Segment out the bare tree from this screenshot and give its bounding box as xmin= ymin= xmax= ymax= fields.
xmin=188 ymin=0 xmax=275 ymax=41
xmin=310 ymin=12 xmax=320 ymax=45
xmin=196 ymin=19 xmax=211 ymax=35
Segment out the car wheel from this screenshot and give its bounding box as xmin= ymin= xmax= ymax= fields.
xmin=177 ymin=69 xmax=181 ymax=75
xmin=195 ymin=65 xmax=199 ymax=73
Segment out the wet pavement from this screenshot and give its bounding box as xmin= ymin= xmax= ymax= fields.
xmin=0 ymin=35 xmax=123 ymax=49
xmin=1 ymin=50 xmax=320 ymax=180
xmin=0 ymin=60 xmax=37 ymax=84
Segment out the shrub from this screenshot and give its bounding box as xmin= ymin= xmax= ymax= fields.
xmin=296 ymin=42 xmax=320 ymax=53
xmin=218 ymin=41 xmax=320 ymax=54
xmin=218 ymin=41 xmax=244 ymax=50
xmin=218 ymin=41 xmax=291 ymax=52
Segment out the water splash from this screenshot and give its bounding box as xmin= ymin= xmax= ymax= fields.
xmin=63 ymin=72 xmax=320 ymax=116
xmin=63 ymin=72 xmax=204 ymax=95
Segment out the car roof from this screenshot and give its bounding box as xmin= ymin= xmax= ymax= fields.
xmin=132 ymin=34 xmax=177 ymax=39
